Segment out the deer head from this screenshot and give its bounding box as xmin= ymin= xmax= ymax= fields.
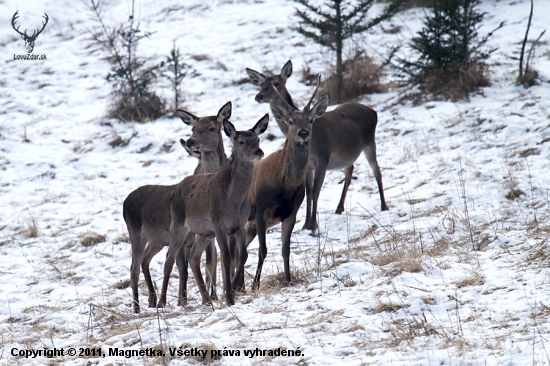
xmin=269 ymin=75 xmax=328 ymax=145
xmin=246 ymin=60 xmax=293 ymax=104
xmin=176 ymin=101 xmax=232 ymax=154
xmin=223 ymin=114 xmax=268 ymax=162
xmin=12 ymin=11 xmax=49 ymax=54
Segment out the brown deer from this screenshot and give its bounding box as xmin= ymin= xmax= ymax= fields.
xmin=240 ymin=77 xmax=328 ymax=290
xmin=246 ymin=60 xmax=388 ymax=235
xmin=123 ymin=102 xmax=231 ymax=313
xmin=158 ymin=114 xmax=268 ymax=307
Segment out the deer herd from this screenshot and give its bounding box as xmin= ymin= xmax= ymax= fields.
xmin=123 ymin=60 xmax=388 ymax=313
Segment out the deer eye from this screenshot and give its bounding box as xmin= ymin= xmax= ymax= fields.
xmin=273 ymin=82 xmax=280 ymax=87
xmin=209 ymin=127 xmax=215 ymax=132
xmin=239 ymin=141 xmax=244 ymax=145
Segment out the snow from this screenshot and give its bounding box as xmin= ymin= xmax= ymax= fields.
xmin=1 ymin=0 xmax=550 ymax=364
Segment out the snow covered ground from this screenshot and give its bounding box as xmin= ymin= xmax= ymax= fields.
xmin=1 ymin=0 xmax=549 ymax=364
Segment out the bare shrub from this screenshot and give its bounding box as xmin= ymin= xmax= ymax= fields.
xmin=415 ymin=62 xmax=490 ymax=103
xmin=517 ymin=0 xmax=545 ymax=88
xmin=87 ymin=0 xmax=166 ymax=122
xmin=505 ymin=188 xmax=525 ymax=200
xmin=26 ymin=218 xmax=39 ymax=238
xmin=320 ymin=57 xmax=387 ymax=103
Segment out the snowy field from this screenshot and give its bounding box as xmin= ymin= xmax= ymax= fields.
xmin=1 ymin=0 xmax=550 ymax=364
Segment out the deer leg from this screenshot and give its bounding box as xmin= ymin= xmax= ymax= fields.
xmin=252 ymin=217 xmax=268 ymax=291
xmin=229 ymin=235 xmax=237 ymax=284
xmin=302 ymin=167 xmax=314 ymax=230
xmin=175 ymin=234 xmax=194 ymax=306
xmin=364 ymin=143 xmax=388 ymax=211
xmin=205 ymin=238 xmax=218 ymax=301
xmin=231 ymin=228 xmax=248 ymax=293
xmin=129 ymin=229 xmax=146 ymax=313
xmin=235 ymin=223 xmax=257 ymax=291
xmin=214 ymin=227 xmax=234 ymax=306
xmin=310 ymin=163 xmax=328 ymax=236
xmin=142 ymin=241 xmax=166 ymax=308
xmin=281 ymin=212 xmax=298 ymax=286
xmin=189 ymin=235 xmax=213 ymax=305
xmin=335 ymin=165 xmax=354 ymax=214
xmin=158 ymin=221 xmax=189 ymax=308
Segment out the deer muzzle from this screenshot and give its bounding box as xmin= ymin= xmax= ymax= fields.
xmin=253 ymin=149 xmax=264 ymax=160
xmin=298 ymin=129 xmax=309 ymax=139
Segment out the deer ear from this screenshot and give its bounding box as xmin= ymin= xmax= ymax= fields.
xmin=177 ymin=109 xmax=200 ymax=126
xmin=270 ymin=100 xmax=290 ymax=123
xmin=251 ymin=114 xmax=269 ymax=135
xmin=223 ymin=119 xmax=237 ymax=139
xmin=217 ymin=101 xmax=232 ymax=123
xmin=280 ymin=60 xmax=292 ymax=82
xmin=246 ymin=68 xmax=266 ymax=86
xmin=309 ymin=95 xmax=329 ymax=121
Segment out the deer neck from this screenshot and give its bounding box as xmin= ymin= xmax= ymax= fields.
xmin=199 ymin=149 xmax=224 ymax=174
xmin=271 ymin=101 xmax=298 ymax=137
xmin=197 ymin=138 xmax=227 ymax=174
xmin=226 ymin=154 xmax=254 ymax=200
xmin=280 ymin=136 xmax=309 ymax=188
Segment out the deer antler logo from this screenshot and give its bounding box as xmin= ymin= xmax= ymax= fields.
xmin=12 ymin=11 xmax=49 ymax=54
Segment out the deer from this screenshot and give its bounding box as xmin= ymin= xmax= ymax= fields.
xmin=11 ymin=11 xmax=49 ymax=54
xmin=246 ymin=60 xmax=388 ymax=236
xmin=123 ymin=102 xmax=231 ymax=313
xmin=158 ymin=114 xmax=269 ymax=307
xmin=235 ymin=77 xmax=328 ymax=291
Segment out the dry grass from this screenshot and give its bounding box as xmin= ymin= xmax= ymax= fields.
xmin=373 ymin=302 xmax=408 ymax=314
xmin=26 ymin=218 xmax=39 ymax=238
xmin=319 ymin=57 xmax=388 ymax=104
xmin=109 ymin=92 xmax=166 ymax=123
xmin=383 ymin=315 xmax=439 ymax=347
xmin=454 ymin=272 xmax=485 ymax=288
xmin=80 ymin=232 xmax=106 ymax=247
xmin=405 ymin=62 xmax=491 ymax=104
xmin=190 ymin=54 xmax=210 ymax=61
xmin=505 ymin=188 xmax=525 ymax=200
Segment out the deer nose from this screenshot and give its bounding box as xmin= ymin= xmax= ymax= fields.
xmin=186 ymin=139 xmax=195 ymax=148
xmin=255 ymin=149 xmax=264 ymax=158
xmin=255 ymin=94 xmax=263 ymax=102
xmin=298 ymin=129 xmax=309 ymax=139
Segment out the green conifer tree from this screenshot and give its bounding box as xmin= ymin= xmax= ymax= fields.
xmin=293 ymin=0 xmax=406 ymax=102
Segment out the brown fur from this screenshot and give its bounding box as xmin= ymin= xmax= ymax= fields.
xmin=158 ymin=115 xmax=268 ymax=307
xmin=238 ymin=80 xmax=328 ymax=290
xmin=247 ymin=60 xmax=388 ymax=235
xmin=122 ymin=102 xmax=231 ymax=313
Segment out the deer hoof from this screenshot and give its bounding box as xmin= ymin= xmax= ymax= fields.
xmin=156 ymin=297 xmax=166 ymax=308
xmin=381 ymin=204 xmax=389 ymax=211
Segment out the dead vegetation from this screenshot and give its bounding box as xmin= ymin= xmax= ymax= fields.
xmin=80 ymin=232 xmax=106 ymax=247
xmin=319 ymin=57 xmax=388 ymax=103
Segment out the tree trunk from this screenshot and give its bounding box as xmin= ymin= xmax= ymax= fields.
xmin=335 ymin=1 xmax=343 ymax=102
